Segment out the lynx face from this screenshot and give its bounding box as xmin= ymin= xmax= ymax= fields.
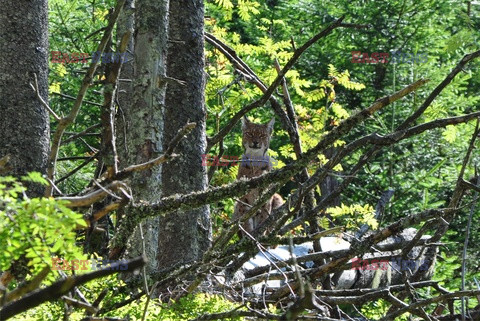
xmin=241 ymin=117 xmax=275 ymax=157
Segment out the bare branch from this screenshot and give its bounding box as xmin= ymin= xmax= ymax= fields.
xmin=29 ymin=73 xmax=60 ymax=121
xmin=0 ymin=256 xmax=146 ymax=320
xmin=44 ymin=0 xmax=127 ymax=196
xmin=111 ymin=122 xmax=196 ymax=181
xmin=2 ymin=266 xmax=50 ymax=303
xmin=58 ymin=181 xmax=129 ymax=208
xmin=397 ymin=49 xmax=480 ymax=130
xmin=379 ymin=290 xmax=480 ymax=321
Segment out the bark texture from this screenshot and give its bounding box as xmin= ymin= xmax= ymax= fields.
xmin=157 ymin=0 xmax=211 ymax=268
xmin=117 ymin=0 xmax=169 ymax=273
xmin=0 ymin=0 xmax=50 ymax=196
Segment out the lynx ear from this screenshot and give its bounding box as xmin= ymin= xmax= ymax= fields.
xmin=242 ymin=116 xmax=250 ymax=129
xmin=267 ymin=117 xmax=275 ymax=132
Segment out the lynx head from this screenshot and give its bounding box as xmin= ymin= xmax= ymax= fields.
xmin=241 ymin=116 xmax=275 ymax=157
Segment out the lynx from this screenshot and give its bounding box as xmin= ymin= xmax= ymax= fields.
xmin=233 ymin=116 xmax=283 ymax=236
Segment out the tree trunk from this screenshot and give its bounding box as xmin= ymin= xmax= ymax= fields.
xmin=113 ymin=0 xmax=169 ymax=274
xmin=0 ymin=0 xmax=50 ymax=197
xmin=157 ymin=0 xmax=211 ymax=269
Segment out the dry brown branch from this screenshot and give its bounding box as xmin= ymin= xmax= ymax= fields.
xmin=62 ymin=296 xmax=97 ymax=313
xmin=80 ymin=198 xmax=129 ymax=229
xmin=2 ymin=266 xmax=50 ymax=303
xmin=0 ymin=256 xmax=146 ymax=321
xmin=58 ymin=181 xmax=128 ymax=208
xmin=380 ymin=290 xmax=480 ymax=321
xmin=110 ymin=122 xmax=196 ymax=181
xmin=100 ymin=31 xmax=132 ymax=178
xmin=29 ymin=73 xmax=60 ymax=121
xmin=44 ymin=0 xmax=127 ymax=196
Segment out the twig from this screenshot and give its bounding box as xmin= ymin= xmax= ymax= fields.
xmin=240 ymin=225 xmax=296 ymax=299
xmin=190 ymin=308 xmax=283 ymax=321
xmin=52 ymin=92 xmax=103 ymax=107
xmin=88 ymin=199 xmax=127 ymax=227
xmin=30 ymin=73 xmax=60 ymax=121
xmin=268 ymin=207 xmax=448 ymax=301
xmin=379 ymin=290 xmax=480 ymax=321
xmin=2 ymin=266 xmax=50 ymax=303
xmin=55 ymin=152 xmax=99 ymax=184
xmin=279 ymin=111 xmax=480 ymax=235
xmin=96 ymin=291 xmax=145 ymax=315
xmin=62 ymin=296 xmax=97 ymax=313
xmin=62 ymin=123 xmax=102 ymax=144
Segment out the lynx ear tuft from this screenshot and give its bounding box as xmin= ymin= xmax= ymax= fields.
xmin=242 ymin=116 xmax=250 ymax=129
xmin=267 ymin=117 xmax=275 ymax=132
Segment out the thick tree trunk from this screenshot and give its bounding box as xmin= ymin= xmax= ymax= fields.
xmin=114 ymin=0 xmax=169 ymax=273
xmin=157 ymin=0 xmax=211 ymax=268
xmin=0 ymin=0 xmax=50 ymax=197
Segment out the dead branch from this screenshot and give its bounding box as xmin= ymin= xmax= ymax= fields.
xmin=2 ymin=266 xmax=50 ymax=303
xmin=100 ymin=31 xmax=132 ymax=178
xmin=110 ymin=122 xmax=196 ymax=181
xmin=280 ymin=283 xmax=325 ymax=320
xmin=29 ymin=73 xmax=60 ymax=121
xmin=62 ymin=296 xmax=97 ymax=313
xmin=397 ymin=49 xmax=480 ymax=130
xmin=379 ymin=290 xmax=480 ymax=321
xmin=62 ymin=124 xmax=102 ymax=144
xmin=267 ymin=208 xmax=446 ymax=301
xmin=58 ymin=181 xmax=129 ymax=208
xmin=0 ymin=256 xmax=145 ymax=321
xmin=52 ymin=92 xmax=103 ymax=107
xmin=277 ymin=111 xmax=480 ymax=235
xmin=55 ymin=152 xmax=99 ymax=184
xmin=190 ymin=308 xmax=283 ymax=321
xmin=44 ymin=0 xmax=127 ymax=197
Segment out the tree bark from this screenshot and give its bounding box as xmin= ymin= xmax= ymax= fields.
xmin=114 ymin=0 xmax=169 ymax=274
xmin=0 ymin=0 xmax=50 ymax=197
xmin=157 ymin=0 xmax=211 ymax=268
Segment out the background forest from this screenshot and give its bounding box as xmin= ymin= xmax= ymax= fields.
xmin=0 ymin=0 xmax=479 ymax=320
